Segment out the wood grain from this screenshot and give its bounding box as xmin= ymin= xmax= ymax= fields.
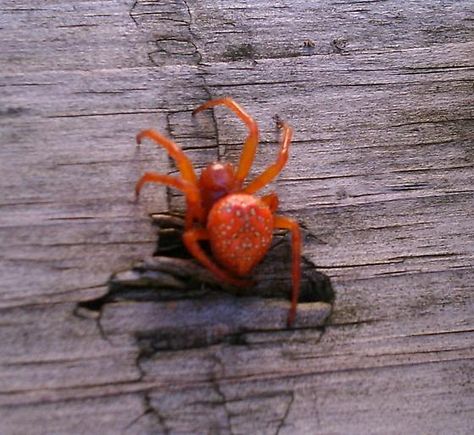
xmin=1 ymin=0 xmax=473 ymax=433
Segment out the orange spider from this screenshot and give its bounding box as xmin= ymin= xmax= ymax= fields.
xmin=135 ymin=97 xmax=301 ymax=326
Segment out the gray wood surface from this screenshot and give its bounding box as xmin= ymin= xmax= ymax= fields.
xmin=1 ymin=0 xmax=473 ymax=434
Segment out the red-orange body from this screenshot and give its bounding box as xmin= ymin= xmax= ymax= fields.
xmin=135 ymin=97 xmax=301 ymax=326
xmin=207 ymin=194 xmax=273 ymax=276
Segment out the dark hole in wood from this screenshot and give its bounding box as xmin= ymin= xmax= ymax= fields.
xmin=78 ymin=213 xmax=334 ymax=323
xmin=77 ymin=213 xmax=335 ymax=351
xmin=151 ymin=213 xmax=334 ymax=302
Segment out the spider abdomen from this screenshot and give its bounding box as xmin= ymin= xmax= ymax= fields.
xmin=207 ymin=193 xmax=274 ymax=277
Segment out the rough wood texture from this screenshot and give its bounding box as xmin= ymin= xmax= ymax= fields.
xmin=1 ymin=0 xmax=473 ymax=434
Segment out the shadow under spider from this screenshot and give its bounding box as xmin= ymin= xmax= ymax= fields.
xmin=81 ymin=213 xmax=334 ymax=313
xmin=77 ymin=213 xmax=336 ymax=351
xmin=137 ymin=213 xmax=336 ymax=304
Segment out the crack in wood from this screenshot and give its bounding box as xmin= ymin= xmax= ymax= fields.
xmin=123 ymin=350 xmax=172 ymax=434
xmin=77 ymin=210 xmax=334 ymax=330
xmin=275 ymin=391 xmax=295 ymax=435
xmin=209 ymin=354 xmax=234 ymax=435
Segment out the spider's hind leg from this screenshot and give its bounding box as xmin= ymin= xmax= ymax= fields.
xmin=273 ymin=214 xmax=301 ymax=327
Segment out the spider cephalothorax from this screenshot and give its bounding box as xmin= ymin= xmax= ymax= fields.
xmin=135 ymin=97 xmax=301 ymax=326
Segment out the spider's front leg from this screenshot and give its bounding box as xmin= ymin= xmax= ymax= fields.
xmin=135 ymin=130 xmax=202 ymax=228
xmin=273 ymin=215 xmax=301 ymax=327
xmin=135 ymin=172 xmax=204 ymax=228
xmin=192 ymin=97 xmax=259 ymax=185
xmin=136 ymin=129 xmax=198 ymax=185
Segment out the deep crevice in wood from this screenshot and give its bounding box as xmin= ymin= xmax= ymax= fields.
xmin=77 ymin=213 xmax=335 ymax=353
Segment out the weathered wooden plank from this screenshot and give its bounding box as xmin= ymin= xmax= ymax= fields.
xmin=0 ymin=394 xmax=148 ymax=435
xmin=186 ymin=0 xmax=473 ymax=61
xmin=110 ymin=305 xmax=474 ymax=434
xmin=0 ymin=0 xmax=473 ymax=434
xmin=0 ymin=65 xmax=215 ymax=307
xmin=0 ymin=302 xmax=139 ymax=393
xmin=0 ymin=0 xmax=150 ymax=73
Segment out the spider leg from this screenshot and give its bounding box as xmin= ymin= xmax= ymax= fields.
xmin=244 ymin=121 xmax=293 ymax=194
xmin=183 ymin=228 xmax=253 ymax=287
xmin=260 ymin=192 xmax=279 ymax=213
xmin=192 ymin=97 xmax=259 ymax=185
xmin=136 ymin=129 xmax=198 ymax=185
xmin=273 ymin=215 xmax=301 ymax=327
xmin=135 ymin=172 xmax=204 ymax=228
